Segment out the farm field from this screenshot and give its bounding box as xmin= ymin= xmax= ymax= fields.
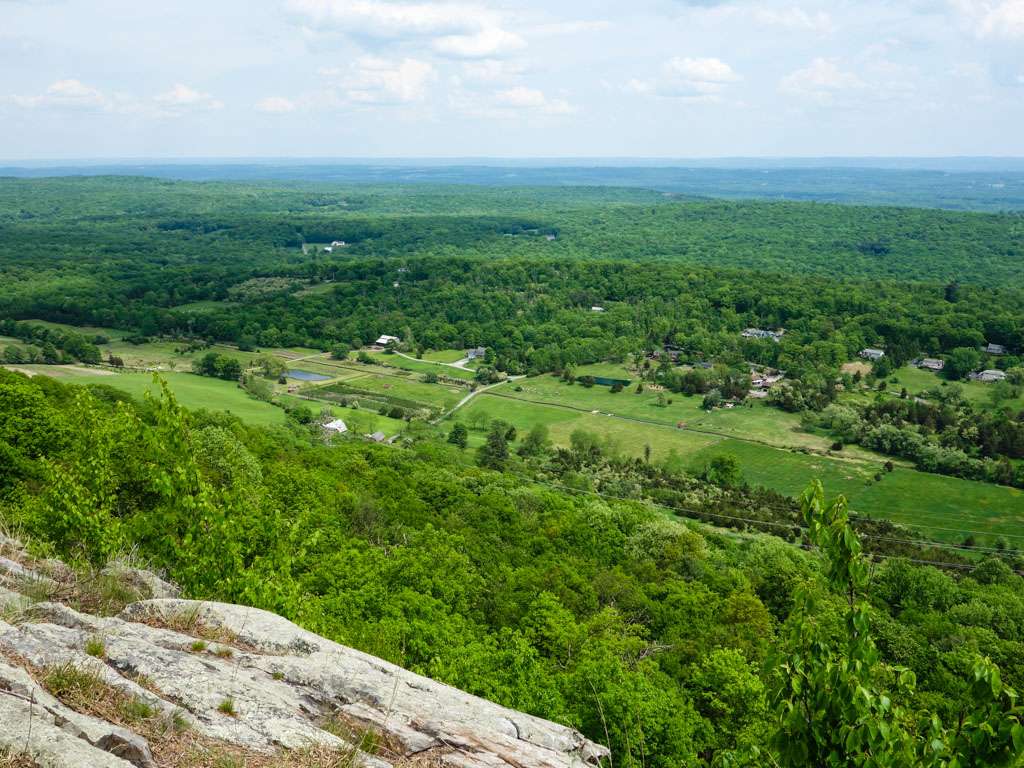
xmin=276 ymin=394 xmax=407 ymax=437
xmin=12 ymin=367 xmax=289 ymax=426
xmin=421 ymin=349 xmax=468 ymax=364
xmin=170 ymin=300 xmax=240 ymax=313
xmin=459 ymin=390 xmax=1024 ymax=544
xmin=359 ymin=350 xmax=476 ymax=380
xmin=851 ymin=469 xmax=1024 ymax=543
xmin=318 ymin=371 xmax=467 ymax=410
xmin=103 ymin=340 xmax=262 ymax=370
xmin=843 ymin=364 xmax=1024 ymax=411
xmin=572 ymin=361 xmax=636 ymax=378
xmin=23 ymin=319 xmax=126 ymax=340
xmin=459 ymin=394 xmax=722 ymax=461
xmin=0 ymin=335 xmax=28 ymax=350
xmin=495 ymin=375 xmax=874 ymax=456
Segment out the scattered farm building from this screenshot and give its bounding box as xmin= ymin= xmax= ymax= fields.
xmin=650 ymin=344 xmax=686 ymax=363
xmin=742 ymin=328 xmax=784 ymax=342
xmin=591 ymin=306 xmax=605 ymax=313
xmin=467 ymin=346 xmax=487 ymax=360
xmin=860 ymin=348 xmax=886 ymax=361
xmin=986 ymin=343 xmax=1006 ymax=355
xmin=751 ymin=370 xmax=785 ymax=390
xmin=971 ymin=369 xmax=1007 ymax=383
xmin=331 ymin=240 xmax=347 ymax=247
xmin=323 ymin=419 xmax=348 ymax=435
xmin=374 ymin=335 xmax=400 ymax=347
xmin=367 ymin=431 xmax=387 ymax=443
xmin=917 ymin=358 xmax=945 ymax=371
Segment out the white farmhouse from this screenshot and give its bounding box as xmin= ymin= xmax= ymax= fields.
xmin=323 ymin=419 xmax=348 ymax=435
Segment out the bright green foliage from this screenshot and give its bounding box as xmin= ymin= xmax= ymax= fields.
xmin=476 ymin=422 xmax=509 ymax=469
xmin=770 ymin=481 xmax=1024 ymax=767
xmin=26 ymin=391 xmax=136 ymax=561
xmin=447 ymin=422 xmax=468 ymax=449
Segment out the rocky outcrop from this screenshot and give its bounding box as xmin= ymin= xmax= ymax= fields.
xmin=0 ymin=545 xmax=609 ymax=768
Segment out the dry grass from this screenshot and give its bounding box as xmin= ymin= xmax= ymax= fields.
xmin=0 ymin=529 xmax=167 ymax=618
xmin=0 ymin=749 xmax=38 ymax=768
xmin=132 ymin=607 xmax=266 ymax=654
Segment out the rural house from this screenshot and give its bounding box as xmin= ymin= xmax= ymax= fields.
xmin=970 ymin=369 xmax=1007 ymax=383
xmin=467 ymin=346 xmax=487 ymax=360
xmin=985 ymin=343 xmax=1006 ymax=355
xmin=860 ymin=348 xmax=886 ymax=361
xmin=591 ymin=306 xmax=605 ymax=312
xmin=374 ymin=334 xmax=400 ymax=347
xmin=742 ymin=328 xmax=784 ymax=342
xmin=367 ymin=431 xmax=386 ymax=443
xmin=323 ymin=419 xmax=348 ymax=435
xmin=918 ymin=358 xmax=945 ymax=371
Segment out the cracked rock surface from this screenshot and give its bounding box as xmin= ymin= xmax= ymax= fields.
xmin=0 ymin=555 xmax=609 ymax=768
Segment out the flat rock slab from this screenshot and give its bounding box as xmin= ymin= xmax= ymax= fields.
xmin=0 ymin=597 xmax=608 ymax=768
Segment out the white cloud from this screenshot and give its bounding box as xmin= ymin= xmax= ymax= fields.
xmin=256 ymin=96 xmax=298 ymax=113
xmin=10 ymin=79 xmax=109 ymax=110
xmin=630 ymin=56 xmax=740 ymax=100
xmin=7 ymin=79 xmax=226 ymax=117
xmin=457 ymin=58 xmax=527 ymax=85
xmin=287 ymin=0 xmax=524 ymax=58
xmin=329 ymin=56 xmax=437 ymax=104
xmin=154 ymin=83 xmax=224 ymax=111
xmin=527 ymin=20 xmax=610 ymax=36
xmin=779 ymin=58 xmax=865 ymax=104
xmin=952 ymin=0 xmax=1024 ymax=39
xmin=753 ymin=6 xmax=833 ymax=34
xmin=494 ymin=86 xmax=575 ymax=114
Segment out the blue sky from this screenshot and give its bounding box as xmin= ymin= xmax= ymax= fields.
xmin=1 ymin=0 xmax=1022 ymax=158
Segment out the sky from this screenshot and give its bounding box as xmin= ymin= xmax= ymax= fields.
xmin=1 ymin=0 xmax=1022 ymax=159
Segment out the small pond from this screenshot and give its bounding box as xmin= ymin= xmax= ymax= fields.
xmin=287 ymin=369 xmax=332 ymax=382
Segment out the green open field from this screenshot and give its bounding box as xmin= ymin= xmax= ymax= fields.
xmin=496 ymin=375 xmax=885 ymax=457
xmin=359 ymin=350 xmax=476 ymax=380
xmin=851 ymin=470 xmax=1024 ymax=541
xmin=276 ymin=394 xmax=407 ymax=437
xmin=421 ymin=349 xmax=468 ymax=364
xmin=10 ymin=366 xmax=289 ymax=426
xmin=573 ymin=361 xmax=636 ymax=378
xmin=843 ymin=364 xmax=1024 ymax=412
xmin=318 ymin=372 xmax=467 ymax=410
xmin=23 ymin=319 xmax=127 ymax=340
xmin=457 ymin=389 xmax=1024 ymax=545
xmin=169 ymin=300 xmax=240 ymax=314
xmin=102 ymin=340 xmax=262 ymax=370
xmin=458 ymin=394 xmax=722 ymax=460
xmin=0 ymin=336 xmax=28 ymax=351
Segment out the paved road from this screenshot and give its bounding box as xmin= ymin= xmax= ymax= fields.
xmin=433 ymin=376 xmax=524 ymax=424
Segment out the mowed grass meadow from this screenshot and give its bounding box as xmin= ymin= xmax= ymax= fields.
xmin=18 ymin=367 xmax=290 ymax=426
xmin=359 ymin=350 xmax=476 ymax=380
xmin=457 ymin=389 xmax=1024 ymax=545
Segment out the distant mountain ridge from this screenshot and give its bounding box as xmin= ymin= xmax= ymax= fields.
xmin=4 ymin=160 xmax=1024 ymax=211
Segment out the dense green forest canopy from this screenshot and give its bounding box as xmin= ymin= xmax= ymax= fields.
xmin=1 ymin=177 xmax=1023 ymax=358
